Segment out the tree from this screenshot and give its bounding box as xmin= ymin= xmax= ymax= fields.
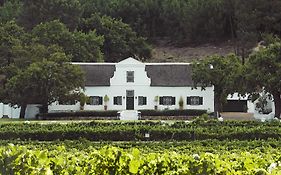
xmin=32 ymin=20 xmax=104 ymax=62
xmin=79 ymin=13 xmax=151 ymax=62
xmin=18 ymin=0 xmax=82 ymax=30
xmin=245 ymin=39 xmax=281 ymax=118
xmin=0 ymin=0 xmax=22 ymax=23
xmin=3 ymin=46 xmax=84 ymax=118
xmin=0 ymin=20 xmax=27 ymax=67
xmin=192 ymin=54 xmax=243 ymax=117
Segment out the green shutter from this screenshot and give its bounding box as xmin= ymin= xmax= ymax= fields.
xmin=172 ymin=97 xmax=176 ymax=105
xmin=187 ymin=97 xmax=191 ymax=105
xmin=114 ymin=97 xmax=117 ymax=105
xmin=159 ymin=97 xmax=163 ymax=105
xmin=199 ymin=97 xmax=203 ymax=105
xmin=144 ymin=97 xmax=147 ymax=105
xmin=99 ymin=97 xmax=103 ymax=105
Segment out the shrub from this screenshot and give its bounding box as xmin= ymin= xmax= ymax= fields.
xmin=38 ymin=110 xmax=119 ymax=120
xmin=139 ymin=109 xmax=207 ymax=117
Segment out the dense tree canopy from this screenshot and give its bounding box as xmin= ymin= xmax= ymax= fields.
xmin=18 ymin=0 xmax=82 ymax=30
xmin=0 ymin=21 xmax=26 ymax=67
xmin=192 ymin=54 xmax=243 ymax=117
xmin=80 ymin=14 xmax=151 ymax=62
xmin=2 ymin=0 xmax=281 ymax=44
xmin=32 ymin=20 xmax=104 ymax=62
xmin=245 ymin=39 xmax=281 ymax=118
xmin=0 ymin=0 xmax=22 ymax=23
xmin=79 ymin=0 xmax=281 ymax=44
xmin=3 ymin=47 xmax=84 ymax=118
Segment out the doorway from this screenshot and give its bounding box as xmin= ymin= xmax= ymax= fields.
xmin=126 ymin=90 xmax=134 ymax=110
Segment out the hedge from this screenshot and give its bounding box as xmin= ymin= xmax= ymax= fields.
xmin=38 ymin=110 xmax=119 ymax=120
xmin=139 ymin=109 xmax=207 ymax=116
xmin=38 ymin=109 xmax=207 ymax=120
xmin=0 ymin=120 xmax=281 ymax=141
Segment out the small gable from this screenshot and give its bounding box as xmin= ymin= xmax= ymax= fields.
xmin=118 ymin=57 xmax=143 ymax=65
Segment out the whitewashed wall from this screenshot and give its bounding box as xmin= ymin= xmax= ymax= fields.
xmin=69 ymin=86 xmax=214 ymax=112
xmin=0 ymin=103 xmax=20 ymax=118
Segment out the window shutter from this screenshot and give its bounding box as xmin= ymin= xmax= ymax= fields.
xmin=187 ymin=97 xmax=191 ymax=105
xmin=99 ymin=97 xmax=103 ymax=105
xmin=199 ymin=97 xmax=203 ymax=105
xmin=159 ymin=97 xmax=163 ymax=105
xmin=172 ymin=97 xmax=176 ymax=105
xmin=114 ymin=97 xmax=117 ymax=105
xmin=144 ymin=97 xmax=147 ymax=105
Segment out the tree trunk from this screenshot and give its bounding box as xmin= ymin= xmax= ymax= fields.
xmin=19 ymin=104 xmax=27 ymax=119
xmin=214 ymin=94 xmax=221 ymax=118
xmin=273 ymin=92 xmax=281 ymax=118
xmin=41 ymin=103 xmax=48 ymax=113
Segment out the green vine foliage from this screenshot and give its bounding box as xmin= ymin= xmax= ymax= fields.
xmin=0 ymin=144 xmax=280 ymax=174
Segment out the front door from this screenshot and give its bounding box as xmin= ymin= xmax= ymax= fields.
xmin=126 ymin=90 xmax=134 ymax=110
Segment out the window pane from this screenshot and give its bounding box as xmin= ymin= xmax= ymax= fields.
xmin=59 ymin=99 xmax=76 ymax=105
xmin=117 ymin=96 xmax=122 ymax=105
xmin=138 ymin=96 xmax=147 ymax=106
xmin=126 ymin=90 xmax=134 ymax=97
xmin=127 ymin=71 xmax=134 ymax=82
xmin=91 ymin=96 xmax=101 ymax=105
xmin=161 ymin=96 xmax=175 ymax=105
xmin=138 ymin=96 xmax=143 ymax=105
xmin=190 ymin=96 xmax=201 ymax=105
xmin=114 ymin=96 xmax=122 ymax=105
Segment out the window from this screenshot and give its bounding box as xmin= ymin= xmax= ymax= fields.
xmin=88 ymin=96 xmax=103 ymax=105
xmin=126 ymin=90 xmax=134 ymax=97
xmin=114 ymin=96 xmax=122 ymax=105
xmin=159 ymin=96 xmax=176 ymax=105
xmin=58 ymin=99 xmax=76 ymax=105
xmin=127 ymin=71 xmax=134 ymax=82
xmin=187 ymin=96 xmax=203 ymax=105
xmin=138 ymin=96 xmax=147 ymax=106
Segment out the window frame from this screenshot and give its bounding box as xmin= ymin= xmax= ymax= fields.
xmin=159 ymin=96 xmax=176 ymax=105
xmin=58 ymin=99 xmax=77 ymax=105
xmin=126 ymin=71 xmax=134 ymax=83
xmin=113 ymin=96 xmax=122 ymax=105
xmin=88 ymin=96 xmax=103 ymax=105
xmin=187 ymin=96 xmax=203 ymax=106
xmin=138 ymin=96 xmax=147 ymax=106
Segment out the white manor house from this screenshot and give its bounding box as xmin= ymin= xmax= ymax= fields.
xmin=0 ymin=57 xmax=273 ymax=119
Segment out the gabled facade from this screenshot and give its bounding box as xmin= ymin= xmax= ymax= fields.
xmin=49 ymin=57 xmax=214 ymax=112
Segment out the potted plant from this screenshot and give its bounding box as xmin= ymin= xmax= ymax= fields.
xmin=154 ymin=96 xmax=159 ymax=110
xmin=80 ymin=93 xmax=88 ymax=110
xmin=179 ymin=96 xmax=184 ymax=110
xmin=104 ymin=95 xmax=109 ymax=110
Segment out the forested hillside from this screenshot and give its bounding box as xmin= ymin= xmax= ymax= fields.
xmin=1 ymin=0 xmax=281 ymax=62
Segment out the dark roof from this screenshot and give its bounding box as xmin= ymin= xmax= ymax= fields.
xmin=80 ymin=65 xmax=115 ymax=86
xmin=145 ymin=65 xmax=193 ymax=86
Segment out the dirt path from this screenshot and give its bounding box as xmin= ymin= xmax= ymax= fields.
xmin=220 ymin=112 xmax=255 ymax=121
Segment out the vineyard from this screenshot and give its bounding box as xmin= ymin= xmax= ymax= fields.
xmin=1 ymin=120 xmax=281 ymax=174
xmin=1 ymin=140 xmax=281 ymax=174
